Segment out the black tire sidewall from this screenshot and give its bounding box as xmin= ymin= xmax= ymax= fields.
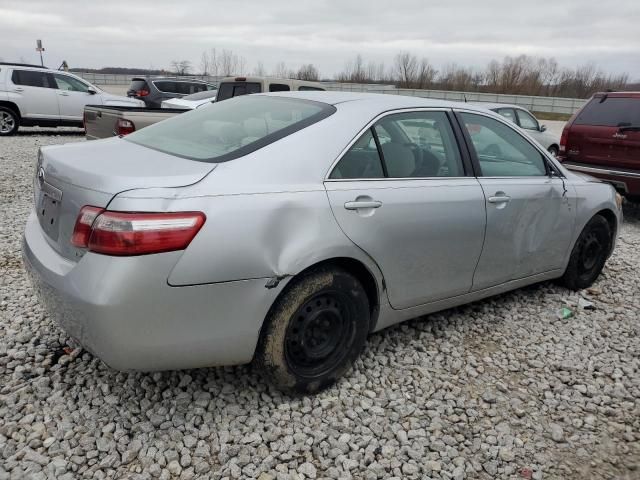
xmin=256 ymin=268 xmax=369 ymax=394
xmin=548 ymin=146 xmax=559 ymax=156
xmin=0 ymin=107 xmax=19 ymax=136
xmin=562 ymin=215 xmax=611 ymax=290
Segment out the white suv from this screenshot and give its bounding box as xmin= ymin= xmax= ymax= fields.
xmin=0 ymin=63 xmax=144 ymax=135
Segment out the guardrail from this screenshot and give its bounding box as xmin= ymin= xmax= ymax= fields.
xmin=74 ymin=72 xmax=587 ymax=114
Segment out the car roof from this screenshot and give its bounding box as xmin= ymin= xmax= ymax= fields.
xmin=260 ymin=90 xmax=489 ymax=111
xmin=132 ymin=76 xmax=212 ymax=84
xmin=593 ymin=91 xmax=640 ymax=98
xmin=474 ymin=102 xmax=529 ymax=111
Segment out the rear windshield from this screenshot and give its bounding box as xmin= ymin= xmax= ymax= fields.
xmin=574 ymin=97 xmax=640 ymax=127
xmin=217 ymin=82 xmax=262 ymax=101
xmin=128 ymin=79 xmax=148 ymax=91
xmin=125 ymin=95 xmax=335 ymax=162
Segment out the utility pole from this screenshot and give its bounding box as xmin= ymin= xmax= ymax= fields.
xmin=36 ymin=39 xmax=44 ymax=66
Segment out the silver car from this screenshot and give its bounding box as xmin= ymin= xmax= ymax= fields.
xmin=23 ymin=92 xmax=622 ymax=393
xmin=476 ymin=103 xmax=561 ymax=156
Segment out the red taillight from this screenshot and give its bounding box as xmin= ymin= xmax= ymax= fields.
xmin=71 ymin=206 xmax=104 ymax=248
xmin=559 ymin=126 xmax=569 ymax=155
xmin=234 ymin=77 xmax=246 ymax=82
xmin=74 ymin=210 xmax=206 ymax=256
xmin=115 ymin=118 xmax=135 ymax=136
xmin=135 ymin=89 xmax=149 ymax=97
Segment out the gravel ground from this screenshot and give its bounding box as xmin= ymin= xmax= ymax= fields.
xmin=1 ymin=131 xmax=639 ymax=480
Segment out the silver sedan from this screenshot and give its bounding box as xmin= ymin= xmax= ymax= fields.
xmin=23 ymin=92 xmax=622 ymax=393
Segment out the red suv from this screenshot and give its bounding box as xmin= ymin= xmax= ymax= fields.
xmin=558 ymin=92 xmax=640 ymax=201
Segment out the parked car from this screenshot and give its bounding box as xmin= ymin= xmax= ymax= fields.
xmin=0 ymin=62 xmax=143 ymax=135
xmin=23 ymin=92 xmax=621 ymax=393
xmin=84 ymin=77 xmax=325 ymax=139
xmin=557 ymin=91 xmax=640 ymax=202
xmin=477 ymin=103 xmax=560 ymax=156
xmin=127 ymin=77 xmax=216 ymax=108
xmin=161 ymin=89 xmax=218 ymax=110
xmin=215 ymin=76 xmax=325 ymax=101
xmin=83 ymin=105 xmax=186 ymax=140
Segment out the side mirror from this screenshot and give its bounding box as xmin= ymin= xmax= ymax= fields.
xmin=539 ymin=124 xmax=547 ymax=132
xmin=87 ymin=87 xmax=97 ymax=95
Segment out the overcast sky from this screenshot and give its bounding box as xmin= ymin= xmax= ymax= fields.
xmin=1 ymin=0 xmax=639 ymax=79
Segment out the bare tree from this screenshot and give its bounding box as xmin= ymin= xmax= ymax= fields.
xmin=219 ymin=50 xmax=236 ymax=76
xmin=296 ymin=64 xmax=320 ymax=81
xmin=273 ymin=61 xmax=290 ymax=78
xmin=337 ymin=54 xmax=367 ymax=83
xmin=393 ymin=52 xmax=418 ymax=88
xmin=170 ymin=60 xmax=192 ymax=75
xmin=200 ymin=51 xmax=210 ymax=75
xmin=252 ymin=61 xmax=266 ymax=76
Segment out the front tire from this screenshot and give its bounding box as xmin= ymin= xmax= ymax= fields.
xmin=548 ymin=145 xmax=559 ymax=157
xmin=0 ymin=107 xmax=19 ymax=136
xmin=255 ymin=267 xmax=370 ymax=394
xmin=560 ymin=215 xmax=612 ymax=290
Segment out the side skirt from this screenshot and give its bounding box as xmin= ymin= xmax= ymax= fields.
xmin=373 ymin=269 xmax=564 ymax=332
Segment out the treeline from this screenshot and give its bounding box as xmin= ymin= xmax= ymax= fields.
xmin=70 ymin=50 xmax=632 ymax=99
xmin=337 ymin=53 xmax=630 ymax=98
xmin=197 ymin=48 xmax=320 ymax=81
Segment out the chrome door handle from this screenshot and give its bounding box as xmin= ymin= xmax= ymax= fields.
xmin=344 ymin=200 xmax=382 ymax=210
xmin=59 ymin=92 xmax=69 ymax=96
xmin=13 ymin=87 xmax=24 ymax=92
xmin=487 ymin=195 xmax=511 ymax=204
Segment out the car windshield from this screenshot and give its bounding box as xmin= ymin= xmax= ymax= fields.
xmin=183 ymin=90 xmax=218 ymax=101
xmin=125 ymin=95 xmax=335 ymax=162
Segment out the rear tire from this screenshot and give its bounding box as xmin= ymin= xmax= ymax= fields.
xmin=548 ymin=145 xmax=559 ymax=157
xmin=255 ymin=267 xmax=369 ymax=394
xmin=0 ymin=107 xmax=19 ymax=136
xmin=560 ymin=215 xmax=612 ymax=290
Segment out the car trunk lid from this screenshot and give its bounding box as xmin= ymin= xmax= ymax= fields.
xmin=35 ymin=137 xmax=216 ymax=260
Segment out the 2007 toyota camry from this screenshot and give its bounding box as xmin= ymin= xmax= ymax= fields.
xmin=23 ymin=92 xmax=621 ymax=393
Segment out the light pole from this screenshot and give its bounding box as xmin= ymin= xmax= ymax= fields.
xmin=36 ymin=39 xmax=44 ymax=66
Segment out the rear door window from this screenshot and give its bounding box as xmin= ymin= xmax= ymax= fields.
xmin=154 ymin=81 xmax=180 ymax=94
xmin=11 ymin=69 xmax=51 ymax=88
xmin=216 ymin=82 xmax=262 ymax=101
xmin=269 ymin=83 xmax=290 ymax=92
xmin=574 ymin=97 xmax=640 ymax=127
xmin=460 ymin=113 xmax=547 ymax=177
xmin=298 ymin=86 xmax=325 ymax=91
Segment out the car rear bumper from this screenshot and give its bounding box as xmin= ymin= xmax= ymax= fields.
xmin=563 ymin=162 xmax=640 ymax=196
xmin=22 ymin=211 xmax=283 ymax=371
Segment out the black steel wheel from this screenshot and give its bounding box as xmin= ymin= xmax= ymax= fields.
xmin=255 ymin=267 xmax=370 ymax=394
xmin=560 ymin=215 xmax=612 ymax=290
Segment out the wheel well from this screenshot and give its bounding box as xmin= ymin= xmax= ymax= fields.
xmin=292 ymin=258 xmax=381 ymax=332
xmin=0 ymin=101 xmax=21 ymax=118
xmin=595 ymin=209 xmax=617 ymax=254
